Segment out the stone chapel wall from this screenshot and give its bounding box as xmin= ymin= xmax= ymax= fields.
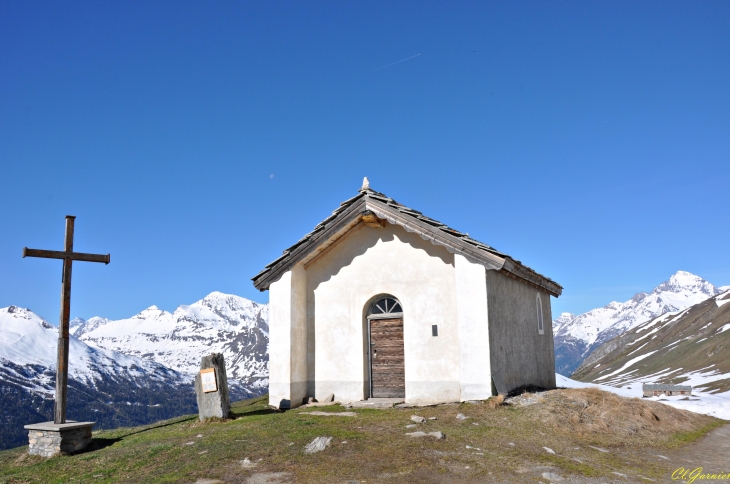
xmin=486 ymin=269 xmax=556 ymax=393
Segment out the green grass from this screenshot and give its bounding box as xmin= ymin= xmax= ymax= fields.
xmin=667 ymin=419 xmax=727 ymax=447
xmin=0 ymin=394 xmax=723 ymax=483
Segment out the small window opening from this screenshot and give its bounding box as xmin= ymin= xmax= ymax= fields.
xmin=537 ymin=293 xmax=544 ymax=335
xmin=432 ymin=325 xmax=438 ymax=336
xmin=369 ymin=296 xmax=402 ymax=316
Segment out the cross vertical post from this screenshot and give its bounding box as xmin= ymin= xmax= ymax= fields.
xmin=56 ymin=216 xmax=75 ymax=424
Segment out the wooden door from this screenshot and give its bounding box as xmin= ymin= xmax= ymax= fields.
xmin=369 ymin=318 xmax=405 ymax=398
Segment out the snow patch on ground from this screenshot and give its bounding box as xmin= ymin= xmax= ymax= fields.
xmin=594 ymin=351 xmax=657 ymax=381
xmin=556 ymin=374 xmax=730 ymax=421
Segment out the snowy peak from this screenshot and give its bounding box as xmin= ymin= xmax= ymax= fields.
xmin=653 ymin=271 xmax=716 ymax=298
xmin=132 ymin=306 xmax=172 ymax=320
xmin=70 ymin=316 xmax=110 ymax=337
xmin=552 ymin=313 xmax=575 ymax=332
xmin=191 ymin=291 xmax=268 ymax=327
xmin=2 ymin=306 xmax=53 ymax=330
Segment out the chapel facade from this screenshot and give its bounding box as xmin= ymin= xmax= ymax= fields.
xmin=253 ymin=179 xmax=562 ymax=408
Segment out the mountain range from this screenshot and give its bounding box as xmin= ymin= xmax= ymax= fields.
xmin=0 ymin=292 xmax=269 ymax=451
xmin=572 ymin=288 xmax=730 ymax=393
xmin=553 ymin=271 xmax=728 ymax=376
xmin=71 ymin=292 xmax=269 ymax=392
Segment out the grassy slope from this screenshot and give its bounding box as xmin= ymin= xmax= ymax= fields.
xmin=0 ymin=391 xmax=724 ymax=484
xmin=573 ymin=293 xmax=730 ymax=392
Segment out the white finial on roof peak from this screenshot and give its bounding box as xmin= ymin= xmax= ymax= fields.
xmin=361 ymin=176 xmax=370 ymax=191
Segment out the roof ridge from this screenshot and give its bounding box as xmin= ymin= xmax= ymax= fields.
xmin=252 ymin=187 xmax=562 ymax=296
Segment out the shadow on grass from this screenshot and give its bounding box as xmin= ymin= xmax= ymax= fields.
xmin=76 ymin=396 xmax=274 ymax=455
xmin=112 ymin=416 xmax=198 ymax=439
xmin=230 ymin=408 xmax=280 ymax=419
xmin=75 ymin=437 xmax=122 ymax=455
xmin=75 ymin=416 xmax=197 ymax=455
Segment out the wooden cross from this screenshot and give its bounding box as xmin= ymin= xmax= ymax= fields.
xmin=23 ymin=215 xmax=110 ymax=424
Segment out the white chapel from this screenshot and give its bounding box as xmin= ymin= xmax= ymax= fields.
xmin=252 ymin=179 xmax=562 ymax=408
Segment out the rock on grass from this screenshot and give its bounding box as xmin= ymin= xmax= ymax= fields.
xmin=240 ymin=458 xmax=258 ymax=469
xmin=406 ymin=431 xmax=445 ymax=439
xmin=542 ymin=472 xmax=563 ymax=481
xmin=304 ymin=437 xmax=332 ymax=454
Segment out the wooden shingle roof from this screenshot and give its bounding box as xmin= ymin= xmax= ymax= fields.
xmin=252 ymin=186 xmax=562 ymax=297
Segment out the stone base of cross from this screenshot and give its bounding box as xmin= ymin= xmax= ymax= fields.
xmin=24 ymin=421 xmax=95 ymax=457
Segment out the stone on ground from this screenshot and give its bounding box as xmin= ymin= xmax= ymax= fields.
xmin=240 ymin=458 xmax=258 ymax=469
xmin=410 ymin=415 xmax=426 ymax=423
xmin=405 ymin=431 xmax=445 ymax=439
xmin=455 ymin=413 xmax=469 ymax=420
xmin=543 ymin=447 xmax=555 ymax=454
xmin=542 ymin=472 xmax=564 ymax=482
xmin=304 ymin=436 xmax=332 ymax=453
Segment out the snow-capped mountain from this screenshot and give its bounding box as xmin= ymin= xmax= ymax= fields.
xmin=73 ymin=292 xmax=269 ymax=392
xmin=554 ymin=271 xmax=724 ymax=376
xmin=0 ymin=306 xmax=187 ymax=393
xmin=572 ymin=289 xmax=730 ymax=394
xmin=0 ymin=306 xmax=197 ymax=450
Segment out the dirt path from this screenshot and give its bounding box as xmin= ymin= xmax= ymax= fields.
xmin=670 ymin=423 xmax=730 ymax=471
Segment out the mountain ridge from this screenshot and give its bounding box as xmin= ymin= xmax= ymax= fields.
xmin=72 ymin=291 xmax=269 ymax=390
xmin=571 ymin=289 xmax=730 ymax=393
xmin=553 ymin=271 xmax=724 ymax=376
xmin=0 ymin=305 xmax=199 ymax=450
xmin=0 ymin=292 xmax=270 ymax=451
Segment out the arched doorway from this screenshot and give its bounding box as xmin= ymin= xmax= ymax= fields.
xmin=367 ymin=296 xmax=405 ymax=398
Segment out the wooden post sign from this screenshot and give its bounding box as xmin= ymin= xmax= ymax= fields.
xmin=200 ymin=368 xmax=218 ymax=393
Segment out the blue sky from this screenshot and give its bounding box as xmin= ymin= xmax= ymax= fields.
xmin=1 ymin=2 xmax=729 ymax=322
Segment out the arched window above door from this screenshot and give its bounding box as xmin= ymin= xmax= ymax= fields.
xmin=368 ymin=296 xmax=403 ymax=319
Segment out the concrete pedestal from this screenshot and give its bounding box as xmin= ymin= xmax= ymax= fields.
xmin=24 ymin=421 xmax=95 ymax=457
xmin=194 ymin=353 xmax=231 ymax=421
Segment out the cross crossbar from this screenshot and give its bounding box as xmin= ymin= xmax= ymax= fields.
xmin=23 ymin=248 xmax=110 ymax=264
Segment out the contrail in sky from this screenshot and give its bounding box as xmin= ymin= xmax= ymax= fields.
xmin=375 ymin=54 xmax=421 ymax=71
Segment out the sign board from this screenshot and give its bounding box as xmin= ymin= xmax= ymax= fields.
xmin=200 ymin=368 xmax=218 ymax=393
